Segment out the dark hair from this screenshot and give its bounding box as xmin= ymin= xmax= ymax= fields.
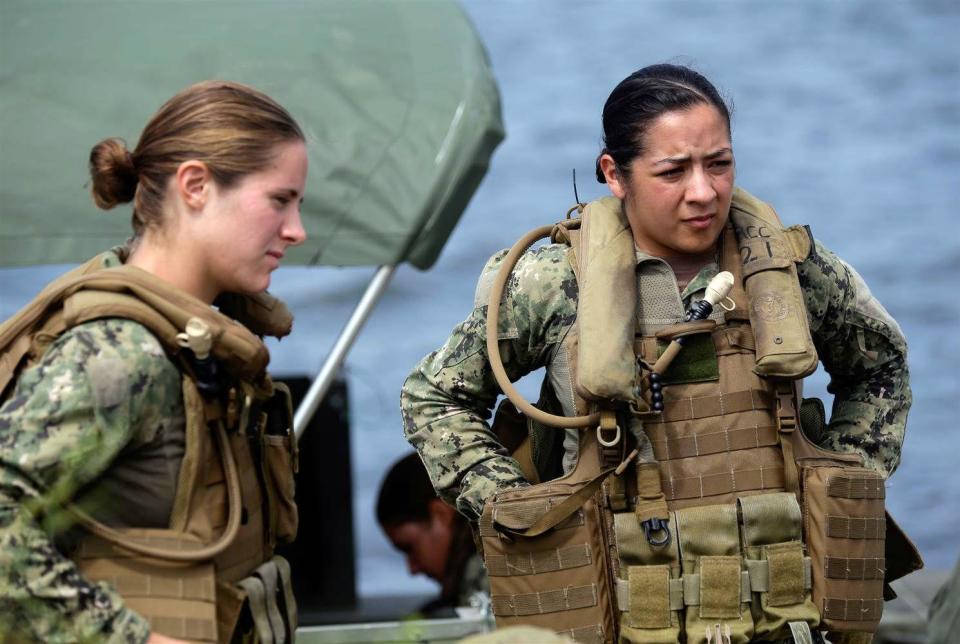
xmin=89 ymin=80 xmax=305 ymax=234
xmin=595 ymin=64 xmax=731 ymax=183
xmin=376 ymin=452 xmax=437 ymax=527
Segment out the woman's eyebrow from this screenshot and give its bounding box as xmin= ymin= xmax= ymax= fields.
xmin=654 ymin=147 xmax=732 ymax=166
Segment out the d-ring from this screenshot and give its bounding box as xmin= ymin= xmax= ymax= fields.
xmin=719 ymin=296 xmax=736 ymax=312
xmin=597 ymin=424 xmax=621 ymax=447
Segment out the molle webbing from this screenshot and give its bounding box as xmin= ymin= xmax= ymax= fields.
xmin=480 ymin=429 xmax=618 ymax=641
xmin=640 ymin=328 xmax=790 ymax=508
xmin=484 ymin=544 xmax=593 ymax=577
xmin=803 ymin=465 xmax=887 ymax=633
xmin=492 ymin=583 xmax=599 ymax=616
xmin=73 ymin=530 xmax=219 ymax=642
xmin=557 ymin=624 xmax=605 ymax=644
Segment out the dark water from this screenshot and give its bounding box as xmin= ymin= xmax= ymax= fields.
xmin=1 ymin=0 xmax=957 ymax=598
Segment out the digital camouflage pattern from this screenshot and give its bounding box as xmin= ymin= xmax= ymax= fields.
xmin=0 ymin=317 xmax=183 ymax=643
xmin=401 ymin=237 xmax=911 ymax=521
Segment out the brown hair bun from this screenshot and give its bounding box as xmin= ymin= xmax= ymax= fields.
xmin=89 ymin=137 xmax=138 ymax=210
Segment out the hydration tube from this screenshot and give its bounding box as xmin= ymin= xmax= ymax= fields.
xmin=485 ymin=224 xmax=600 ymax=429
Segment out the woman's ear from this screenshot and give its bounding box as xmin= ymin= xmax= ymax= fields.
xmin=427 ymin=497 xmax=457 ymax=527
xmin=599 ymin=154 xmax=627 ymax=200
xmin=175 ymin=160 xmax=211 ymax=210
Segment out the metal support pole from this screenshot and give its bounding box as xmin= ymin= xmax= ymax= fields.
xmin=293 ymin=265 xmax=397 ymax=439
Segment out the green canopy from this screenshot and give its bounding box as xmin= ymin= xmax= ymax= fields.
xmin=0 ymin=0 xmax=503 ymax=269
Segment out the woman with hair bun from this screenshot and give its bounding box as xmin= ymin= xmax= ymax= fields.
xmin=0 ymin=81 xmax=307 ymax=642
xmin=401 ymin=64 xmax=916 ymax=642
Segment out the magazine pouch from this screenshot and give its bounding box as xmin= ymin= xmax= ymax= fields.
xmin=675 ymin=504 xmax=754 ymax=644
xmin=737 ymin=493 xmax=819 ymax=640
xmin=479 ymin=478 xmax=616 ymax=643
xmin=802 ymin=466 xmax=885 ymax=633
xmin=612 ymin=511 xmax=682 ymax=644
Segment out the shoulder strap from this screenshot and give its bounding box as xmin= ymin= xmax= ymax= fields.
xmin=0 ymin=254 xmax=111 ymax=397
xmin=571 ymin=197 xmax=636 ymax=403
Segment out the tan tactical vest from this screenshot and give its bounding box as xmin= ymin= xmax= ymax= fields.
xmin=0 ymin=255 xmax=300 ymax=643
xmin=479 ymin=189 xmax=922 ymax=644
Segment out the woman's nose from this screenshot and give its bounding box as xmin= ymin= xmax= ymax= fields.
xmin=685 ymin=167 xmax=717 ymax=205
xmin=283 ymin=209 xmax=307 ymax=246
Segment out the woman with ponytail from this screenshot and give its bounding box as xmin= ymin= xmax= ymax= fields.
xmin=401 ymin=63 xmax=914 ymax=642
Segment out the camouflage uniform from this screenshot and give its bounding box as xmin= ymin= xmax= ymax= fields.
xmin=0 ymin=255 xmax=183 ymax=643
xmin=401 ymin=237 xmax=910 ymax=522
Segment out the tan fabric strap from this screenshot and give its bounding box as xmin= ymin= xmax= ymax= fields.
xmin=774 ymin=382 xmax=801 ymax=496
xmin=236 ymin=575 xmax=275 ymax=644
xmin=824 ymin=556 xmax=886 ymax=581
xmin=789 ymin=621 xmax=816 ymax=644
xmin=616 ymin=561 xmax=813 ymax=609
xmin=822 ymin=598 xmax=884 ymax=622
xmin=633 ymin=461 xmax=669 ymax=523
xmin=150 ymin=616 xmax=216 ymax=642
xmin=557 ymin=624 xmax=604 ymax=644
xmin=616 ymin=575 xmax=686 ymax=612
xmin=827 ymin=473 xmax=885 ymax=499
xmin=657 ymin=388 xmax=774 ymax=423
xmin=713 ymin=325 xmax=756 ymax=353
xmin=680 ymin=570 xmax=751 ymax=608
xmin=649 ymin=424 xmax=780 ymax=461
xmin=485 ymin=544 xmax=592 ymax=577
xmin=744 ymin=557 xmax=813 ymax=593
xmin=491 ymin=583 xmax=598 ymax=617
xmin=511 ymin=436 xmax=540 ymax=484
xmin=493 ymin=468 xmax=615 ymax=538
xmin=272 ymin=555 xmax=298 ymax=637
xmin=719 ymin=223 xmax=752 ymax=320
xmin=664 ymin=465 xmax=785 ymax=501
xmin=101 ymin=574 xmax=216 ymax=601
xmin=477 ymin=506 xmax=584 ymax=537
xmin=826 ymin=515 xmax=886 ymax=540
xmin=256 ymin=559 xmax=287 ymax=642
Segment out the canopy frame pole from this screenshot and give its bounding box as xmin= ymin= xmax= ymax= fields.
xmin=294 ymin=265 xmax=397 ymax=439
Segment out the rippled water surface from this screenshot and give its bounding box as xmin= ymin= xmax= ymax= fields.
xmin=1 ymin=0 xmax=957 ymax=598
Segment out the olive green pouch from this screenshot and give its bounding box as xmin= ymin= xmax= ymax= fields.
xmin=738 ymin=493 xmax=819 ymax=639
xmin=613 ymin=511 xmax=682 ymax=644
xmin=676 ymin=504 xmax=754 ymax=644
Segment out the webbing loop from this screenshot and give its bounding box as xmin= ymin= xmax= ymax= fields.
xmin=597 ymin=423 xmax=621 ymax=447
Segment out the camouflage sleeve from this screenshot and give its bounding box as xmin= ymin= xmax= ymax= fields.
xmin=0 ymin=318 xmax=182 ymax=643
xmin=401 ymin=244 xmax=578 ymax=520
xmin=798 ymin=240 xmax=911 ymax=477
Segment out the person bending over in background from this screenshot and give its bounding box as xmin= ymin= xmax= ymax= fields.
xmin=377 ymin=452 xmax=489 ymax=618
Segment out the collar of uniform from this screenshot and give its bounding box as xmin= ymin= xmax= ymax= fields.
xmin=100 ymin=245 xmax=133 ymax=268
xmin=633 ymin=247 xmax=720 ymax=303
xmin=681 ymin=262 xmax=719 ymax=302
